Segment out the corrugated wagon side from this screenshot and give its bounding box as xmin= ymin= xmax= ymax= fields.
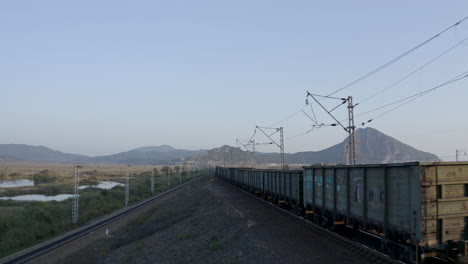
xmin=260 ymin=170 xmax=302 ymax=209
xmin=303 ymin=163 xmax=422 ymax=261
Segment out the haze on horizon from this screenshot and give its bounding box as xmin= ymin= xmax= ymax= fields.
xmin=1 ymin=1 xmax=468 ymax=160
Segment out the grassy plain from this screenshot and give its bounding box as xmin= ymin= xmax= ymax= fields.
xmin=0 ymin=161 xmax=208 ymax=258
xmin=0 ymin=161 xmax=170 ymax=178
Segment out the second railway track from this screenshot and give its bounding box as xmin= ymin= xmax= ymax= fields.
xmin=0 ymin=174 xmax=208 ymax=264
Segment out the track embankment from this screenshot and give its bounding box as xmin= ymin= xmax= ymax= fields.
xmin=29 ymin=175 xmax=382 ymax=264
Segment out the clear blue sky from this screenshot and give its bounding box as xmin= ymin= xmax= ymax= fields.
xmin=1 ymin=1 xmax=468 ymax=160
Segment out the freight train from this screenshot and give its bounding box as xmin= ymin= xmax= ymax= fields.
xmin=215 ymin=162 xmax=468 ymax=263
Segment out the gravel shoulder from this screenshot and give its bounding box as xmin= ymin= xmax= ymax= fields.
xmin=43 ymin=175 xmax=375 ymax=264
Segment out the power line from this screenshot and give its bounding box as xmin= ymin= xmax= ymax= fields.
xmin=305 ymin=92 xmax=357 ymax=164
xmin=306 ymin=92 xmax=348 ymax=132
xmin=286 ymin=127 xmax=319 ymax=140
xmin=358 ymin=71 xmax=468 ymax=125
xmin=301 ymin=109 xmax=316 ymax=124
xmin=327 ymin=15 xmax=468 ymax=97
xmin=240 ymin=17 xmax=468 ymax=154
xmin=269 ymin=105 xmax=307 ymax=127
xmin=255 ymin=126 xmax=285 ymax=169
xmin=332 ymin=70 xmax=468 ymax=125
xmin=358 ymin=34 xmax=468 ymax=105
xmin=246 ymin=129 xmax=257 ymax=146
xmin=358 ymin=71 xmax=468 ymax=117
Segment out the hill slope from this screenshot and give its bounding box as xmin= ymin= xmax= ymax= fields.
xmin=132 ymin=145 xmax=176 ymax=153
xmin=88 ymin=148 xmax=207 ymax=164
xmin=0 ymin=144 xmax=206 ymax=164
xmin=0 ymin=128 xmax=438 ymax=165
xmin=0 ymin=144 xmax=88 ymax=163
xmin=191 ymin=127 xmax=439 ymax=166
xmin=288 ymin=127 xmax=439 ymax=164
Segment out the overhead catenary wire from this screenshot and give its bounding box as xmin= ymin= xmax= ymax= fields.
xmin=246 ymin=129 xmax=257 ymax=145
xmin=331 ymin=70 xmax=468 ymax=125
xmin=236 ymin=139 xmax=254 ymax=153
xmin=286 ymin=127 xmax=320 ymax=140
xmin=327 ymin=15 xmax=468 ymax=97
xmin=237 ymin=17 xmax=468 ymax=154
xmin=293 ymin=93 xmax=347 ymax=139
xmin=269 ymin=105 xmax=307 ymax=127
xmin=275 ymin=66 xmax=468 ymax=144
xmin=306 ymin=92 xmax=349 ymax=132
xmin=308 ymin=103 xmax=318 ymax=124
xmin=357 ymin=70 xmax=468 ymax=117
xmin=358 ymin=70 xmax=468 ymax=125
xmin=268 ymin=129 xmax=280 ymax=137
xmin=301 ymin=109 xmax=317 ymax=125
xmin=358 ymin=34 xmax=468 ymax=105
xmin=243 ymin=105 xmax=307 ymax=145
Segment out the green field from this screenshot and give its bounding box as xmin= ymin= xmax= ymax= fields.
xmin=0 ymin=161 xmax=210 ymax=258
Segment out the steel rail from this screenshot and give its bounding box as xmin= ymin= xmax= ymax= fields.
xmin=0 ymin=174 xmax=208 ymax=264
xmin=218 ymin=177 xmax=401 ymax=264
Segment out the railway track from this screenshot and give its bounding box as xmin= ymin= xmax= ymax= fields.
xmin=224 ymin=178 xmax=401 ymax=264
xmin=0 ymin=174 xmax=208 ymax=264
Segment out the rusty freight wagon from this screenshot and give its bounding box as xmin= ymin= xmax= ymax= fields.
xmin=303 ymin=162 xmax=468 ymax=262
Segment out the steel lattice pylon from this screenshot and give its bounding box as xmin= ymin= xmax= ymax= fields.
xmin=347 ymin=96 xmax=356 ymax=165
xmin=255 ymin=126 xmax=285 ymax=169
xmin=151 ymin=165 xmax=155 ymax=195
xmin=125 ymin=165 xmax=130 ymax=206
xmin=72 ymin=165 xmax=82 ymax=224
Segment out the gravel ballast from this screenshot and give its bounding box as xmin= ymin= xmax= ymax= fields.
xmin=45 ymin=175 xmax=375 ymax=263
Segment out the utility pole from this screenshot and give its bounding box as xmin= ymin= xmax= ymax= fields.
xmin=167 ymin=166 xmax=170 ymax=188
xmin=72 ymin=164 xmax=82 ymax=224
xmin=280 ymin=127 xmax=285 ymax=168
xmin=182 ymin=160 xmax=187 ymax=183
xmin=347 ymin=96 xmax=356 ymax=165
xmin=305 ymin=92 xmax=356 ymax=165
xmin=252 ymin=139 xmax=256 ymax=168
xmin=256 ymin=126 xmax=285 ymax=169
xmin=125 ymin=165 xmax=130 ymax=206
xmin=151 ymin=164 xmax=155 ymax=195
xmin=236 ymin=138 xmax=256 ymax=168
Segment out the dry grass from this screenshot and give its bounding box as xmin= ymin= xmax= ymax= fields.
xmin=0 ymin=161 xmax=187 ymax=179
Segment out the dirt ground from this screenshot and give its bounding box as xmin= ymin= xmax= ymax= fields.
xmin=39 ymin=175 xmax=376 ymax=264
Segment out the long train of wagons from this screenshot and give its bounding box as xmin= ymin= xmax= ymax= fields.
xmin=215 ymin=162 xmax=468 ymax=263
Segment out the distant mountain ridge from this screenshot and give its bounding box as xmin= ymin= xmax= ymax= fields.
xmin=0 ymin=144 xmax=206 ymax=164
xmin=0 ymin=144 xmax=88 ymax=163
xmin=0 ymin=128 xmax=439 ymax=165
xmin=132 ymin=145 xmax=176 ymax=153
xmin=190 ymin=127 xmax=439 ymax=166
xmin=88 ymin=148 xmax=207 ymax=165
